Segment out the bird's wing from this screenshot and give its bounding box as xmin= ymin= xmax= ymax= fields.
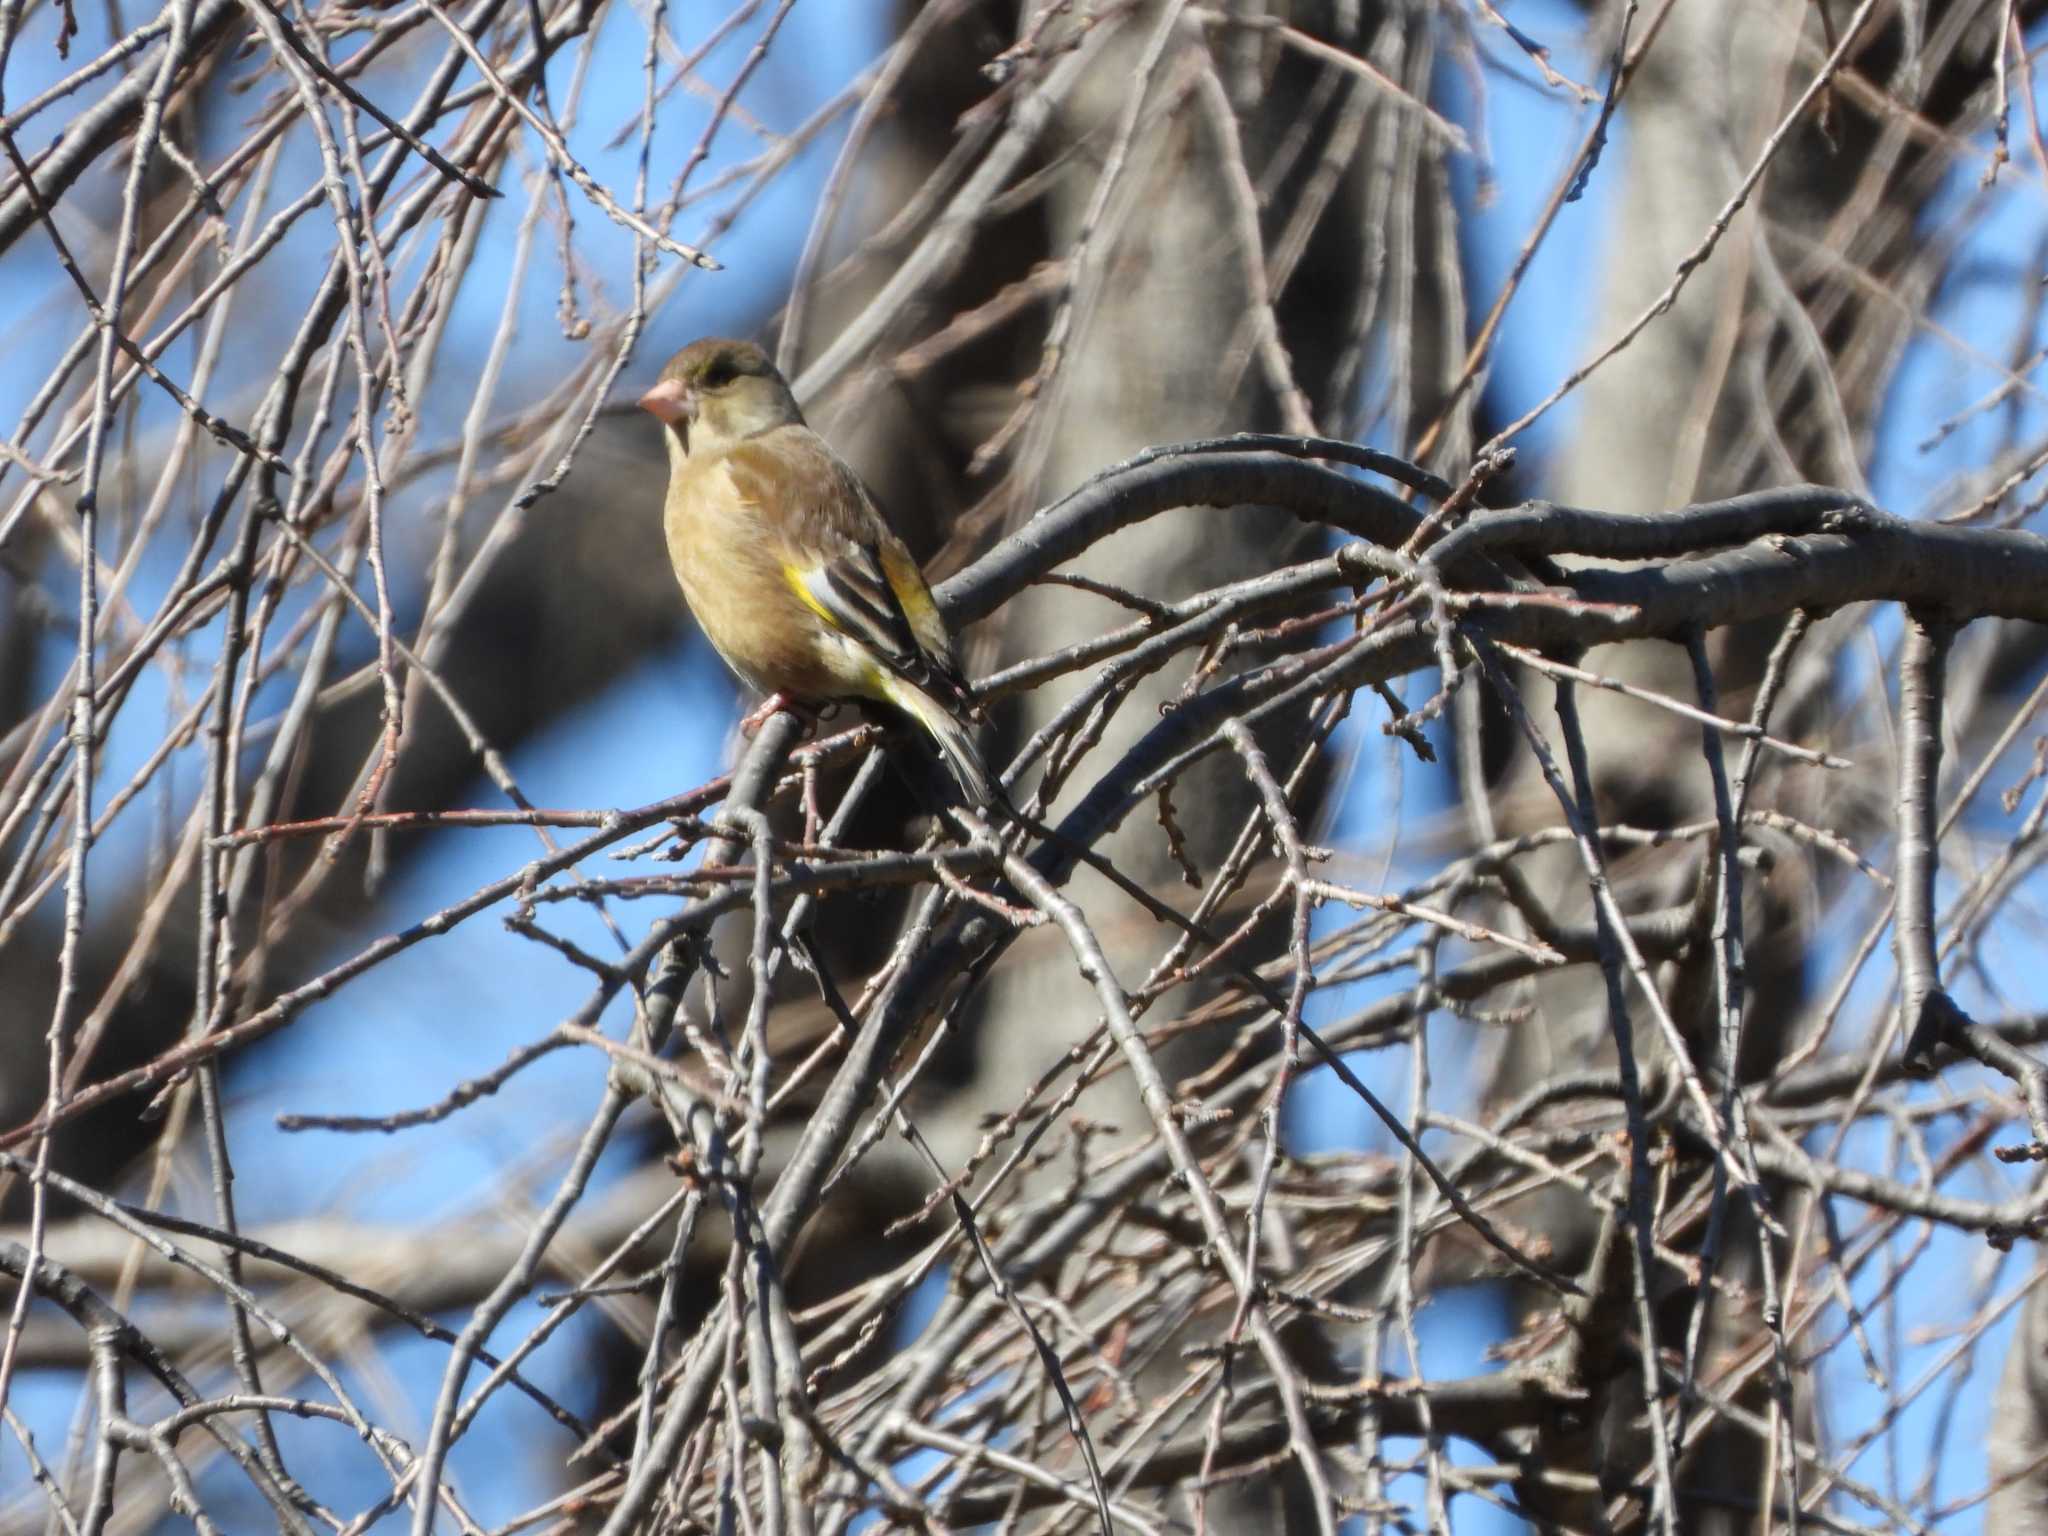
xmin=725 ymin=434 xmax=969 ymax=701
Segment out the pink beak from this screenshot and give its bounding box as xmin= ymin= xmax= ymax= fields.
xmin=638 ymin=377 xmax=697 ymax=430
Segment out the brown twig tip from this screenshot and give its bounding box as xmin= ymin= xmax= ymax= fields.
xmin=1985 ymin=1216 xmax=2048 ymax=1253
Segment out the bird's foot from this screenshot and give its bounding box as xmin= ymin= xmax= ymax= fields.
xmin=739 ymin=692 xmax=821 ymax=737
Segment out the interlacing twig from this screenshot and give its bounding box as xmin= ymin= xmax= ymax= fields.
xmin=7 ymin=1 xmax=2048 ymax=1529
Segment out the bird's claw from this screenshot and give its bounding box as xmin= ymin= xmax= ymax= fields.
xmin=739 ymin=692 xmax=820 ymax=737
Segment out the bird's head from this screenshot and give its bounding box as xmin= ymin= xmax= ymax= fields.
xmin=639 ymin=338 xmax=802 ymax=459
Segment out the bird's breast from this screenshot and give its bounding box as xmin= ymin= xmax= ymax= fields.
xmin=663 ymin=458 xmax=852 ymax=701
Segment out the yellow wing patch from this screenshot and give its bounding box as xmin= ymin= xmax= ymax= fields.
xmin=783 ymin=562 xmax=842 ymax=630
xmin=878 ymin=544 xmax=939 ymax=629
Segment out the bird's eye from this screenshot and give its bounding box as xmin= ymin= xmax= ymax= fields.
xmin=701 ymin=361 xmax=736 ymax=388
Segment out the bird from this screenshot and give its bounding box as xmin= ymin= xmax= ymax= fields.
xmin=638 ymin=337 xmax=995 ymax=807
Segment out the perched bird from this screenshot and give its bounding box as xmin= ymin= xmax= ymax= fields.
xmin=639 ymin=337 xmax=995 ymax=805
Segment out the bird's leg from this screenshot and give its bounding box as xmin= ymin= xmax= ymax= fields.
xmin=738 ymin=692 xmax=819 ymax=737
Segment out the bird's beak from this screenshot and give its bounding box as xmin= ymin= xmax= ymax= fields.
xmin=639 ymin=378 xmax=697 ymax=450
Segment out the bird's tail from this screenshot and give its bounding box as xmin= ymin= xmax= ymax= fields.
xmin=880 ymin=675 xmax=995 ymax=807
